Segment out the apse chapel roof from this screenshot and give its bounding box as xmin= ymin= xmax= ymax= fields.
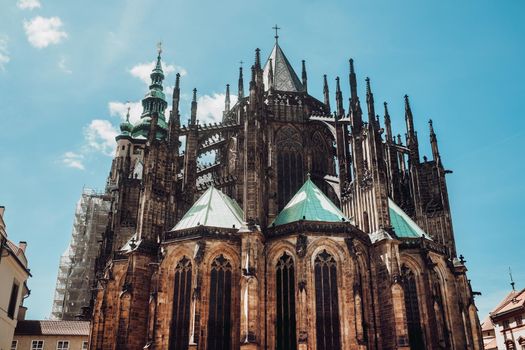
xmin=262 ymin=42 xmax=305 ymax=92
xmin=171 ymin=186 xmax=244 ymax=231
xmin=271 ymin=178 xmax=350 ymax=227
xmin=388 ymin=199 xmax=428 ymax=239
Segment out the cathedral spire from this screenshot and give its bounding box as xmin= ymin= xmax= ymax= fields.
xmin=301 ymin=60 xmax=308 ymax=92
xmin=335 ymin=76 xmax=344 ymax=118
xmin=323 ymin=74 xmax=330 ymax=111
xmin=238 ymin=64 xmax=244 ymax=99
xmin=225 ymin=84 xmax=231 ymax=112
xmin=190 ymin=88 xmax=197 ymax=125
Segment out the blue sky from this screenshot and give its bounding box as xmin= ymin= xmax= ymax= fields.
xmin=0 ymin=0 xmax=524 ymax=320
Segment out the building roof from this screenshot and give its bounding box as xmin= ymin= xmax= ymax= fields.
xmin=263 ymin=42 xmax=304 ymax=92
xmin=271 ymin=178 xmax=349 ymax=227
xmin=481 ymin=315 xmax=495 ymax=332
xmin=171 ymin=186 xmax=244 ymax=231
xmin=15 ymin=320 xmax=90 ymax=336
xmin=388 ymin=198 xmax=429 ymax=239
xmin=490 ymin=288 xmax=525 ymax=318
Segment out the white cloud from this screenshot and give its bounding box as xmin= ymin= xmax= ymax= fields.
xmin=58 ymin=56 xmax=72 ymax=74
xmin=108 ymin=101 xmax=142 ymax=124
xmin=197 ymin=93 xmax=238 ymax=124
xmin=23 ymin=16 xmax=68 ymax=48
xmin=84 ymin=120 xmax=118 ymax=156
xmin=18 ymin=0 xmax=41 ymax=10
xmin=61 ymin=152 xmax=84 ymax=170
xmin=0 ymin=35 xmax=9 ymax=71
xmin=129 ymin=60 xmax=186 ymax=84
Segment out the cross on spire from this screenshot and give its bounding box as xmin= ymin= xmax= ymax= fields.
xmin=273 ymin=24 xmax=281 ymax=42
xmin=157 ymin=41 xmax=162 ymax=55
xmin=239 ymin=60 xmax=243 ymax=67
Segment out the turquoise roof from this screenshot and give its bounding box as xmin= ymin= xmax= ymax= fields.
xmin=171 ymin=186 xmax=244 ymax=231
xmin=271 ymin=178 xmax=349 ymax=227
xmin=388 ymin=198 xmax=429 ymax=238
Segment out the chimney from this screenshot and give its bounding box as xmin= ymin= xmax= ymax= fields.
xmin=19 ymin=241 xmax=27 ymax=253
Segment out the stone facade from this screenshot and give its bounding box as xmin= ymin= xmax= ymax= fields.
xmin=87 ymin=37 xmax=483 ymax=350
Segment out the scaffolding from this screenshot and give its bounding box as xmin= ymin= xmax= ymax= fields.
xmin=51 ymin=188 xmax=110 ymax=320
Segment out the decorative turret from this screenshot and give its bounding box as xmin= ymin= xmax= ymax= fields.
xmin=384 ymin=102 xmax=392 ymax=141
xmin=238 ymin=64 xmax=244 ymax=99
xmin=404 ymin=94 xmax=420 ymax=163
xmin=349 ymin=58 xmax=358 ymax=102
xmin=301 ymin=60 xmax=307 ymax=92
xmin=225 ymin=84 xmax=231 ymax=112
xmin=168 ymin=74 xmax=181 ymax=148
xmin=172 ymin=73 xmax=181 ymax=114
xmin=335 ymin=77 xmax=344 ymax=118
xmin=429 ymin=119 xmax=441 ymax=165
xmin=323 ymin=74 xmax=330 ymax=111
xmin=190 ymin=88 xmax=197 ymax=125
xmin=365 ymin=77 xmax=376 ymax=127
xmin=268 ymin=58 xmax=274 ymax=90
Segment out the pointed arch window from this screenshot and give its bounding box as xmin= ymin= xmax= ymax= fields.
xmin=169 ymin=257 xmax=192 ymax=350
xmin=207 ymin=255 xmax=232 ymax=350
xmin=276 ymin=127 xmax=304 ymax=210
xmin=314 ymin=250 xmax=341 ymax=350
xmin=402 ymin=267 xmax=425 ymax=349
xmin=276 ymin=252 xmax=297 ymax=350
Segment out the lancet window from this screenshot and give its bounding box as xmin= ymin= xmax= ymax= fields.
xmin=169 ymin=257 xmax=192 ymax=350
xmin=402 ymin=266 xmax=425 ymax=349
xmin=276 ymin=127 xmax=304 ymax=210
xmin=314 ymin=250 xmax=341 ymax=350
xmin=276 ymin=252 xmax=297 ymax=350
xmin=207 ymin=255 xmax=233 ymax=350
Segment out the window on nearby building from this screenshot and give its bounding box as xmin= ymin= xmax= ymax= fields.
xmin=503 ymin=320 xmax=510 ymax=329
xmin=506 ymin=339 xmax=516 ymax=350
xmin=7 ymin=281 xmax=19 ymax=319
xmin=10 ymin=340 xmax=17 ymax=350
xmin=516 ymin=316 xmax=523 ymax=326
xmin=275 ymin=252 xmax=297 ymax=350
xmin=207 ymin=255 xmax=232 ymax=350
xmin=57 ymin=341 xmax=69 ymax=350
xmin=82 ymin=341 xmax=88 ymax=350
xmin=169 ymin=256 xmax=192 ymax=350
xmin=31 ymin=340 xmax=44 ymax=350
xmin=314 ymin=250 xmax=341 ymax=350
xmin=402 ymin=267 xmax=425 ymax=349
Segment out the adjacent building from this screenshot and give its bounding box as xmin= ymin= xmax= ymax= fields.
xmin=0 ymin=206 xmax=31 ymax=350
xmin=482 ymin=288 xmax=525 ymax=350
xmin=51 ymin=189 xmax=110 ymax=320
xmin=88 ymin=35 xmax=483 ymax=349
xmin=13 ymin=320 xmax=89 ymax=350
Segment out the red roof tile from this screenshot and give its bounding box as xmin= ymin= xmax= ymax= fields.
xmin=15 ymin=320 xmax=90 ymax=336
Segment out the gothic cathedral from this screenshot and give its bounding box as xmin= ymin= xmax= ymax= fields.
xmin=89 ymin=35 xmax=483 ymax=350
